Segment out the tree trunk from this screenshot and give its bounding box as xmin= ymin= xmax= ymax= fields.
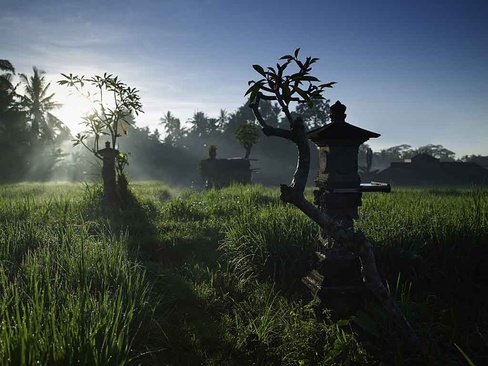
xmin=251 ymin=100 xmax=419 ymax=348
xmin=244 ymin=146 xmax=251 ymax=159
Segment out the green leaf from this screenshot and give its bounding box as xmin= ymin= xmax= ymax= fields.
xmin=267 ymin=66 xmax=277 ymax=75
xmin=244 ymin=82 xmax=262 ymax=97
xmin=282 ymin=83 xmax=291 ymax=105
xmin=249 ymin=88 xmax=259 ymax=105
xmin=320 ymin=82 xmax=337 ymax=88
xmin=290 ymin=73 xmax=305 ymax=81
xmin=454 ymin=343 xmax=476 ymax=366
xmin=280 ymin=54 xmax=293 ymax=60
xmin=351 ymin=312 xmax=380 ymax=337
xmin=252 ymin=64 xmax=266 ymax=77
xmin=336 ymin=319 xmax=350 ymax=327
xmin=292 ymin=85 xmax=312 ymax=105
xmin=300 ymin=76 xmax=320 ymax=82
xmin=294 ymin=48 xmax=300 ymax=58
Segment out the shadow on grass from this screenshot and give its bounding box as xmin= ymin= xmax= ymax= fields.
xmin=84 ymin=187 xmax=250 ymax=365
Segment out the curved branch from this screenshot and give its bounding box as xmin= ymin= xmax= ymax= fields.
xmin=250 ymin=97 xmax=419 ymax=349
xmin=284 ymin=192 xmax=419 ymax=347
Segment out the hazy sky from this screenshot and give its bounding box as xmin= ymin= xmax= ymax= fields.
xmin=2 ymin=0 xmax=487 ymax=156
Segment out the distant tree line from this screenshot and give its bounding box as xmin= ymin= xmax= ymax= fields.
xmin=0 ymin=60 xmax=70 ymax=182
xmin=358 ymin=143 xmax=459 ymax=172
xmin=122 ymin=98 xmax=331 ymax=186
xmin=1 ymin=59 xmax=486 ymax=186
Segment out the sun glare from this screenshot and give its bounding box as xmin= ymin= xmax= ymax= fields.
xmin=51 ymin=85 xmax=98 ymax=135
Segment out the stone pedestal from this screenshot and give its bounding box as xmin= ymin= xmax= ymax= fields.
xmin=302 ymin=101 xmax=381 ymax=314
xmin=97 ymin=142 xmax=119 ymax=205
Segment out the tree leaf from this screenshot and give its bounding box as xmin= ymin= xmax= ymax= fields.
xmin=300 ymin=76 xmax=320 ymax=82
xmin=293 ymin=86 xmax=314 ymax=108
xmin=294 ymin=48 xmax=300 ymax=58
xmin=282 ymin=83 xmax=291 ymax=105
xmin=252 ymin=64 xmax=266 ymax=77
xmin=244 ymin=82 xmax=262 ymax=97
xmin=319 ymin=82 xmax=337 ymax=88
xmin=292 ymin=85 xmax=310 ymax=102
xmin=249 ymin=88 xmax=259 ymax=106
xmin=120 ymin=121 xmax=128 ymax=135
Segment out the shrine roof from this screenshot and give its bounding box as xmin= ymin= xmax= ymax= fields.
xmin=307 ymin=121 xmax=380 ymax=144
xmin=307 ymin=101 xmax=380 ymax=144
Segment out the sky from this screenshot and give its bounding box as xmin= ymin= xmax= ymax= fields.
xmin=2 ymin=0 xmax=487 ymax=157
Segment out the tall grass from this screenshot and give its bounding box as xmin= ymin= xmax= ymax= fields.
xmin=1 ymin=183 xmax=486 ymax=365
xmin=0 ymin=184 xmax=151 ymax=365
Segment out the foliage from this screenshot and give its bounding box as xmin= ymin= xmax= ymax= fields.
xmin=0 ymin=184 xmax=151 ymax=365
xmin=160 ymin=111 xmax=185 ymax=146
xmin=0 ymin=61 xmax=68 ymax=181
xmin=0 ymin=59 xmax=15 ymax=91
xmin=0 ymin=61 xmax=27 ymax=181
xmin=375 ymin=143 xmax=455 ymax=163
xmin=235 ymin=121 xmax=260 ymax=158
xmin=295 ymin=98 xmax=331 ymax=130
xmin=217 ymin=108 xmax=228 ymax=132
xmin=414 ymin=144 xmax=455 ymax=160
xmin=246 ymin=48 xmax=335 ymax=123
xmin=58 ymin=73 xmax=143 ymax=182
xmin=188 ymin=111 xmax=217 ymax=138
xmin=19 ymin=66 xmax=64 ymax=141
xmin=208 ymin=144 xmax=217 ymax=158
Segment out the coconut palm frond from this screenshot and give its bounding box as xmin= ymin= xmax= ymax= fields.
xmin=0 ymin=60 xmax=15 ymax=74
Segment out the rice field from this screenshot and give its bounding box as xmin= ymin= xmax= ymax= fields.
xmin=0 ymin=182 xmax=486 ymax=365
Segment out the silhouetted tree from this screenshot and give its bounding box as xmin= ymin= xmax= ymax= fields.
xmin=0 ymin=60 xmax=31 ymax=181
xmin=295 ymin=98 xmax=331 ymax=130
xmin=188 ymin=111 xmax=216 ymax=137
xmin=160 ymin=111 xmax=185 ymax=146
xmin=247 ymin=49 xmax=418 ymax=347
xmin=58 ymin=73 xmax=143 ymax=201
xmin=226 ymin=100 xmax=280 ymax=135
xmin=378 ymin=144 xmax=412 ymax=162
xmin=0 ymin=60 xmax=15 ymax=91
xmin=225 ymin=101 xmax=255 ymax=135
xmin=372 ymin=143 xmax=456 ymax=170
xmin=20 ymin=66 xmax=61 ymax=140
xmin=0 ymin=60 xmax=18 ymax=114
xmin=217 ymin=108 xmax=228 ymax=132
xmin=413 ymin=144 xmax=455 ymax=161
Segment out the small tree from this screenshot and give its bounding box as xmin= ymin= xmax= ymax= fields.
xmin=235 ymin=121 xmax=260 ymax=159
xmin=208 ymin=144 xmax=217 ymax=159
xmin=58 ymin=73 xmax=143 ymax=198
xmin=247 ymin=49 xmax=419 ymax=347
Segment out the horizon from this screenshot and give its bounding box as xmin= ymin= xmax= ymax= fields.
xmin=2 ymin=0 xmax=487 ymax=157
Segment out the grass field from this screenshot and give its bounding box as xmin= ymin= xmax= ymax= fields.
xmin=0 ymin=182 xmax=486 ymax=365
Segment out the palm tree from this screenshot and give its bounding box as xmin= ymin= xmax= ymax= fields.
xmin=160 ymin=111 xmax=185 ymax=145
xmin=217 ymin=108 xmax=228 ymax=132
xmin=19 ymin=66 xmax=61 ymax=140
xmin=0 ymin=60 xmax=15 ymax=90
xmin=0 ymin=60 xmax=17 ymax=113
xmin=189 ymin=111 xmax=210 ymax=138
